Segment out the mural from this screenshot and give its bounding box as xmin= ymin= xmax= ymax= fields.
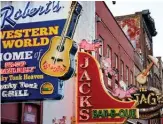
xmin=118 ymin=16 xmax=140 ymax=49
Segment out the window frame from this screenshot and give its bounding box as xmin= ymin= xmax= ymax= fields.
xmin=130 ymin=71 xmax=133 ymax=84
xmin=98 ymin=35 xmax=104 ymax=56
xmin=120 ymin=60 xmax=124 ymax=80
xmin=126 ymin=66 xmax=129 ymax=85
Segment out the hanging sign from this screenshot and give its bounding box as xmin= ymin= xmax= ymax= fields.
xmin=131 ymin=87 xmax=163 ymax=119
xmin=0 ymin=1 xmax=80 ymax=102
xmin=76 ymin=52 xmax=139 ymax=123
xmin=132 ymin=87 xmax=163 ymax=108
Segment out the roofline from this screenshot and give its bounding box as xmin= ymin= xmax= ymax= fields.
xmin=103 ymin=1 xmax=135 ymax=51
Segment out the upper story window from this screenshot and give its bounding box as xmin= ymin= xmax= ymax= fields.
xmin=96 ymin=36 xmax=103 ymax=63
xmin=126 ymin=66 xmax=129 ymax=85
xmin=130 ymin=71 xmax=133 ymax=84
xmin=114 ymin=53 xmax=119 ymax=81
xmin=98 ymin=36 xmax=104 ymax=56
xmin=115 ymin=53 xmax=118 ymax=69
xmin=120 ymin=60 xmax=124 ymax=80
xmin=107 ymin=45 xmax=112 ymax=59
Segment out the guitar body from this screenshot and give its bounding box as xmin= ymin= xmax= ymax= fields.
xmin=40 ymin=1 xmax=82 ymax=80
xmin=136 ymin=69 xmax=149 ymax=85
xmin=40 ymin=36 xmax=77 ymax=80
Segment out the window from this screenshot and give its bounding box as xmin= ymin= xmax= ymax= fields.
xmin=120 ymin=60 xmax=124 ymax=80
xmin=98 ymin=36 xmax=103 ymax=56
xmin=115 ymin=54 xmax=118 ymax=69
xmin=107 ymin=45 xmax=112 ymax=58
xmin=130 ymin=71 xmax=133 ymax=84
xmin=126 ymin=66 xmax=129 ymax=85
xmin=98 ymin=36 xmax=103 ymax=62
xmin=114 ymin=53 xmax=119 ymax=81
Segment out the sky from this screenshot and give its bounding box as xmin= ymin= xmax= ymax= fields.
xmin=105 ymin=1 xmax=163 ymax=59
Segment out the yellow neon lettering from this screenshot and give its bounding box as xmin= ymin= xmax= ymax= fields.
xmin=15 ymin=39 xmax=23 ymax=48
xmin=23 ymin=29 xmax=31 ymax=37
xmin=31 ymin=28 xmax=39 ymax=37
xmin=2 ymin=40 xmax=15 ymax=48
xmin=14 ymin=30 xmax=22 ymax=38
xmin=6 ymin=30 xmax=14 ymax=39
xmin=49 ymin=26 xmax=59 ymax=35
xmin=40 ymin=27 xmax=48 ymax=36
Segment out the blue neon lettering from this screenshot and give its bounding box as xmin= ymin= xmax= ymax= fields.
xmin=1 ymin=6 xmax=16 ymax=29
xmin=44 ymin=1 xmax=52 ymax=14
xmin=14 ymin=10 xmax=22 ymax=20
xmin=22 ymin=2 xmax=30 ymax=19
xmin=53 ymin=1 xmax=62 ymax=12
xmin=1 ymin=1 xmax=63 ymax=29
xmin=28 ymin=8 xmax=39 ymax=17
xmin=38 ymin=6 xmax=46 ymax=15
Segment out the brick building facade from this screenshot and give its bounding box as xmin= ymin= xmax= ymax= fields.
xmin=116 ymin=9 xmax=161 ymax=124
xmin=95 ymin=1 xmax=135 ymax=91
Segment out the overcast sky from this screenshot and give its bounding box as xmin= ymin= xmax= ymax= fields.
xmin=106 ymin=1 xmax=163 ymax=59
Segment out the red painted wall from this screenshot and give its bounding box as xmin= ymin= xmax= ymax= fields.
xmin=1 ymin=103 xmax=43 ymax=124
xmin=1 ymin=104 xmax=19 ymax=123
xmin=96 ymin=1 xmax=135 ymax=88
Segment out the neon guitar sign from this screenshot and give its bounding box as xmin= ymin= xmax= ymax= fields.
xmin=40 ymin=1 xmax=82 ymax=80
xmin=136 ymin=55 xmax=159 ymax=85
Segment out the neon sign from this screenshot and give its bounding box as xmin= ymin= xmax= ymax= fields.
xmin=77 ymin=52 xmax=139 ymax=123
xmin=132 ymin=87 xmax=163 ymax=108
xmin=0 ymin=1 xmax=71 ymax=102
xmin=92 ymin=109 xmax=138 ymax=119
xmin=1 ymin=1 xmax=63 ymax=29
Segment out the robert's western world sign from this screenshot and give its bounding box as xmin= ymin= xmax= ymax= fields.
xmin=0 ymin=1 xmax=81 ymax=102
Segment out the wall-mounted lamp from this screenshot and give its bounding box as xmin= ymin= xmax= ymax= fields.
xmin=92 ymin=38 xmax=102 ymax=43
xmin=96 ymin=15 xmax=102 ymax=22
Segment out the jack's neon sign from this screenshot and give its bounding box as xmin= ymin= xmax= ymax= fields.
xmin=1 ymin=1 xmax=63 ymax=29
xmin=77 ymin=52 xmax=138 ymax=123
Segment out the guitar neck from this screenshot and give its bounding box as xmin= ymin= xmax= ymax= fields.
xmin=143 ymin=62 xmax=153 ymax=75
xmin=66 ymin=3 xmax=82 ymax=38
xmin=61 ymin=2 xmax=82 ymax=41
